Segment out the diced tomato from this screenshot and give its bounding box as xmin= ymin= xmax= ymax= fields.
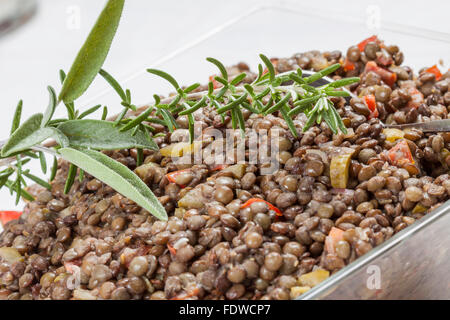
xmin=167 ymin=243 xmax=177 ymax=255
xmin=406 ymin=87 xmax=424 ymax=109
xmin=343 ymin=58 xmax=355 ymax=72
xmin=387 ymin=139 xmax=414 ymax=166
xmin=0 ymin=211 xmax=22 ymax=225
xmin=365 ymin=61 xmax=397 ymax=87
xmin=324 ymin=227 xmax=345 ymax=255
xmin=170 ymin=286 xmax=200 ymax=300
xmin=357 ymin=35 xmax=378 ymax=51
xmin=209 ymin=75 xmax=220 ymax=89
xmin=210 ymin=164 xmax=229 ymax=171
xmin=363 ymin=94 xmax=379 ymax=119
xmin=241 ymin=198 xmax=282 ymax=216
xmin=425 ymin=65 xmax=442 ymax=81
xmin=165 ymin=169 xmax=191 ymax=188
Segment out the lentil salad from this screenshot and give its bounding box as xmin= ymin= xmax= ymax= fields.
xmin=1 ymin=36 xmax=450 ymax=300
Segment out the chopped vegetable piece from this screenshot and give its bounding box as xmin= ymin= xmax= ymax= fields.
xmin=0 ymin=211 xmax=22 ymax=225
xmin=330 ymin=152 xmax=354 ymax=188
xmin=290 ymin=286 xmax=311 ymax=299
xmin=0 ymin=247 xmax=24 ymax=264
xmin=425 ymin=65 xmax=442 ymax=81
xmin=209 ymin=75 xmax=221 ymax=89
xmin=298 ymin=269 xmax=330 ymax=287
xmin=167 ymin=243 xmax=177 ymax=255
xmin=406 ymin=87 xmax=424 ymax=109
xmin=241 ymin=198 xmax=282 ymax=216
xmin=324 ymin=227 xmax=345 ymax=254
xmin=342 ymin=58 xmax=355 ymax=72
xmin=178 ymin=188 xmax=205 ymax=209
xmin=170 ymin=285 xmax=200 ymax=300
xmin=165 ymin=169 xmax=192 ymax=188
xmin=365 ymin=61 xmax=397 ymax=87
xmin=160 ymin=141 xmax=202 ymax=157
xmin=210 ymin=164 xmax=229 ymax=171
xmin=387 ymin=139 xmax=414 ymax=166
xmin=383 ymin=128 xmax=404 ymax=142
xmin=222 ymin=163 xmax=247 ymax=179
xmin=412 ymin=204 xmax=428 ymax=214
xmin=362 ymin=94 xmax=379 ymax=119
xmin=357 ymin=35 xmax=378 ymax=51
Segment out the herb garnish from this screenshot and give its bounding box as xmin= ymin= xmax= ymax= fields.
xmin=0 ymin=0 xmax=359 ymax=221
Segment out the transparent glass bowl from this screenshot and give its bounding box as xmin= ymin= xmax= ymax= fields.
xmin=124 ymin=2 xmax=449 ymax=299
xmin=4 ymin=1 xmax=450 ymax=298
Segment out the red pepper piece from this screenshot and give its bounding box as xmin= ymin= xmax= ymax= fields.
xmin=343 ymin=58 xmax=355 ymax=72
xmin=165 ymin=169 xmax=191 ymax=188
xmin=425 ymin=65 xmax=442 ymax=81
xmin=365 ymin=61 xmax=397 ymax=87
xmin=387 ymin=139 xmax=414 ymax=166
xmin=363 ymin=94 xmax=379 ymax=119
xmin=357 ymin=35 xmax=378 ymax=51
xmin=170 ymin=286 xmax=200 ymax=300
xmin=167 ymin=243 xmax=177 ymax=256
xmin=0 ymin=211 xmax=22 ymax=225
xmin=240 ymin=198 xmax=282 ymax=216
xmin=209 ymin=75 xmax=221 ymax=89
xmin=406 ymin=87 xmax=424 ymax=109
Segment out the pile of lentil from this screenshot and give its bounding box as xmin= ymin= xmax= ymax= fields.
xmin=1 ymin=37 xmax=449 ymax=300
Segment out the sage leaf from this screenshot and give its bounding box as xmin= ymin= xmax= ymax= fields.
xmin=58 ymin=0 xmax=125 ymax=103
xmin=59 ymin=147 xmax=167 ymax=220
xmin=1 ymin=113 xmax=69 ymax=157
xmin=11 ymin=100 xmax=23 ymax=134
xmin=58 ymin=119 xmax=158 ymax=150
xmin=41 ymin=86 xmax=57 ymax=127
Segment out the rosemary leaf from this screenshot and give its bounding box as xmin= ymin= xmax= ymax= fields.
xmin=64 ymin=164 xmax=77 ymax=194
xmin=38 ymin=151 xmax=47 ymax=174
xmin=147 ymin=69 xmax=180 ymax=90
xmin=206 ymin=57 xmax=228 ymax=80
xmin=50 ymin=156 xmax=58 ymax=181
xmin=78 ymin=104 xmax=102 ymax=119
xmin=119 ymin=107 xmax=153 ymax=132
xmin=41 ymin=86 xmax=57 ymax=127
xmin=23 ymin=170 xmax=51 ymax=190
xmin=99 ymin=69 xmax=127 ymax=101
xmin=101 ymin=106 xmax=108 ymax=120
xmin=259 ymin=54 xmax=275 ymax=83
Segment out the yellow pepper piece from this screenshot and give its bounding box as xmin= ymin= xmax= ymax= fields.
xmin=383 ymin=128 xmax=404 ymax=142
xmin=330 ymin=153 xmax=353 ymax=188
xmin=298 ymin=269 xmax=330 ymax=287
xmin=412 ymin=204 xmax=428 ymax=214
xmin=290 ymin=286 xmax=311 ymax=299
xmin=160 ymin=141 xmax=203 ymax=157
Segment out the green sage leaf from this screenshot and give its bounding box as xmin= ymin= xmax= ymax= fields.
xmin=58 ymin=119 xmax=158 ymax=150
xmin=58 ymin=0 xmax=125 ymax=103
xmin=1 ymin=114 xmax=69 ymax=157
xmin=59 ymin=147 xmax=167 ymax=220
xmin=11 ymin=100 xmax=23 ymax=134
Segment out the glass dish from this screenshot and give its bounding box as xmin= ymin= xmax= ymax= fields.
xmin=118 ymin=1 xmax=448 ymax=299
xmin=3 ymin=0 xmax=450 ymax=298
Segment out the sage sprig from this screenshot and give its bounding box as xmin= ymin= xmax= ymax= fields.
xmin=0 ymin=0 xmax=360 ymax=222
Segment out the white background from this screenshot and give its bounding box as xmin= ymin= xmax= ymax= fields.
xmin=0 ymin=0 xmax=449 ymax=210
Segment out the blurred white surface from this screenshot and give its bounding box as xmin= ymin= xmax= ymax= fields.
xmin=0 ymin=0 xmax=449 ymax=210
